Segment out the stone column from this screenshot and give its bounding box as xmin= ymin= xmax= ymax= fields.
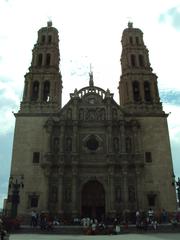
xmin=120 ymin=123 xmax=126 ymax=153
xmin=72 ymin=123 xmax=78 ymax=153
xmin=60 ymin=124 xmax=65 ymax=153
xmin=38 ymin=80 xmax=43 ymax=102
xmin=72 ymin=164 xmax=78 ymax=217
xmin=43 ymin=169 xmax=51 ymax=212
xmin=58 ymin=167 xmax=64 ymax=215
xmin=140 ymin=81 xmax=144 ymax=103
xmin=128 ymin=81 xmax=133 ymax=103
xmin=108 ymin=166 xmax=116 ymax=217
xmin=45 ymin=131 xmax=51 ymax=153
xmin=135 ymin=168 xmax=142 ymax=210
xmin=27 ymin=78 xmax=32 ymax=102
xmin=133 ymin=126 xmax=139 ymax=153
xmin=122 ymin=167 xmax=128 ymax=210
xmin=23 ymin=81 xmax=28 ymax=101
xmin=50 ymin=76 xmax=54 ymax=103
xmin=43 ymin=121 xmax=53 ymax=161
xmin=107 ymin=125 xmax=112 ymax=153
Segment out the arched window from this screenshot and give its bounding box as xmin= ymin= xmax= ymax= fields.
xmin=139 ymin=54 xmax=144 ymax=67
xmin=31 ymin=81 xmax=39 ymax=101
xmin=144 ymin=81 xmax=151 ymax=102
xmin=133 ymin=81 xmax=140 ymax=102
xmin=41 ymin=35 xmax=45 ymax=44
xmin=43 ymin=81 xmax=50 ymax=102
xmin=48 ymin=35 xmax=52 ymax=44
xmin=46 ymin=53 xmax=51 ymax=66
xmin=131 ymin=54 xmax=136 ymax=67
xmin=37 ymin=54 xmax=43 ymax=66
xmin=129 ymin=36 xmax=133 ymax=45
xmin=136 ymin=36 xmax=140 ymax=45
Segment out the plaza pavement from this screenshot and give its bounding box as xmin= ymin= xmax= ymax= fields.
xmin=9 ymin=233 xmax=180 ymax=240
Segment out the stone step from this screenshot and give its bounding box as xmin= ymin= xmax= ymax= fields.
xmin=9 ymin=223 xmax=180 ymax=235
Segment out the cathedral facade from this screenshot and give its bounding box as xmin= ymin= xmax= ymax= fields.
xmin=6 ymin=21 xmax=177 ymax=220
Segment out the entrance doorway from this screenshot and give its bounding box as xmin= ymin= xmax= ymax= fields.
xmin=81 ymin=180 xmax=105 ymax=220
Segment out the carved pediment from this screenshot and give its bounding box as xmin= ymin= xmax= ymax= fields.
xmin=82 ymin=93 xmax=103 ymax=105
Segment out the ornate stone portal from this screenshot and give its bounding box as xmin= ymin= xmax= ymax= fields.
xmin=5 ymin=22 xmax=177 ymax=220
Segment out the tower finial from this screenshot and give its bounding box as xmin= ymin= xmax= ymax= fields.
xmin=128 ymin=21 xmax=133 ymax=28
xmin=47 ymin=17 xmax=52 ymax=27
xmin=89 ymin=64 xmax=94 ymax=87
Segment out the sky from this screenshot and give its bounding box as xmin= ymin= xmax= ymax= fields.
xmin=0 ymin=0 xmax=180 ymax=208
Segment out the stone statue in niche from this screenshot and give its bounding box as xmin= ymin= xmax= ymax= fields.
xmin=100 ymin=109 xmax=105 ymax=120
xmin=126 ymin=137 xmax=132 ymax=153
xmin=116 ymin=187 xmax=121 ymax=201
xmin=53 ymin=137 xmax=59 ymax=153
xmin=65 ymin=186 xmax=72 ymax=202
xmin=51 ymin=185 xmax=58 ymax=203
xmin=112 ymin=109 xmax=118 ymax=120
xmin=66 ymin=138 xmax=72 ymax=152
xmin=67 ymin=108 xmax=72 ymax=120
xmin=85 ymin=109 xmax=95 ymax=120
xmin=128 ymin=186 xmax=135 ymax=202
xmin=79 ymin=109 xmax=84 ymax=120
xmin=89 ymin=110 xmax=96 ymax=120
xmin=113 ymin=137 xmax=119 ymax=152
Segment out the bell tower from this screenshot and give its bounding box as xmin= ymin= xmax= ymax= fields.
xmin=119 ymin=22 xmax=162 ymax=113
xmin=20 ymin=21 xmax=62 ymax=113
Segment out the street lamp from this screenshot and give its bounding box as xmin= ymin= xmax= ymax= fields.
xmin=9 ymin=175 xmax=24 ymax=218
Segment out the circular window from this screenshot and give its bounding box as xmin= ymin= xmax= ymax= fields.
xmin=86 ymin=135 xmax=99 ymax=151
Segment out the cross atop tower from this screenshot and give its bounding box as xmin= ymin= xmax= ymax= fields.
xmin=89 ymin=64 xmax=94 ymax=87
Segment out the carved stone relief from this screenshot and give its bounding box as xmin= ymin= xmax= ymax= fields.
xmin=79 ymin=108 xmax=106 ymax=121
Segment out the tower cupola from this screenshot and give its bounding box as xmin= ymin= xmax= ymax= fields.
xmin=119 ymin=23 xmax=162 ymax=114
xmin=20 ymin=22 xmax=62 ymax=113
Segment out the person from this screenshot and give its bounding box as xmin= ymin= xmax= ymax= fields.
xmin=53 ymin=216 xmax=60 ymax=225
xmin=91 ymin=219 xmax=97 ymax=235
xmin=147 ymin=208 xmax=154 ymax=224
xmin=161 ymin=209 xmax=168 ymax=223
xmin=151 ymin=218 xmax=158 ymax=230
xmin=115 ymin=224 xmax=121 ymax=234
xmin=176 ymin=178 xmax=180 ymax=207
xmin=30 ymin=210 xmax=38 ymax=227
xmin=136 ymin=210 xmax=140 ymax=226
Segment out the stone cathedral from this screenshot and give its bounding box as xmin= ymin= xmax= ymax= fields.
xmin=6 ymin=21 xmax=177 ymax=220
